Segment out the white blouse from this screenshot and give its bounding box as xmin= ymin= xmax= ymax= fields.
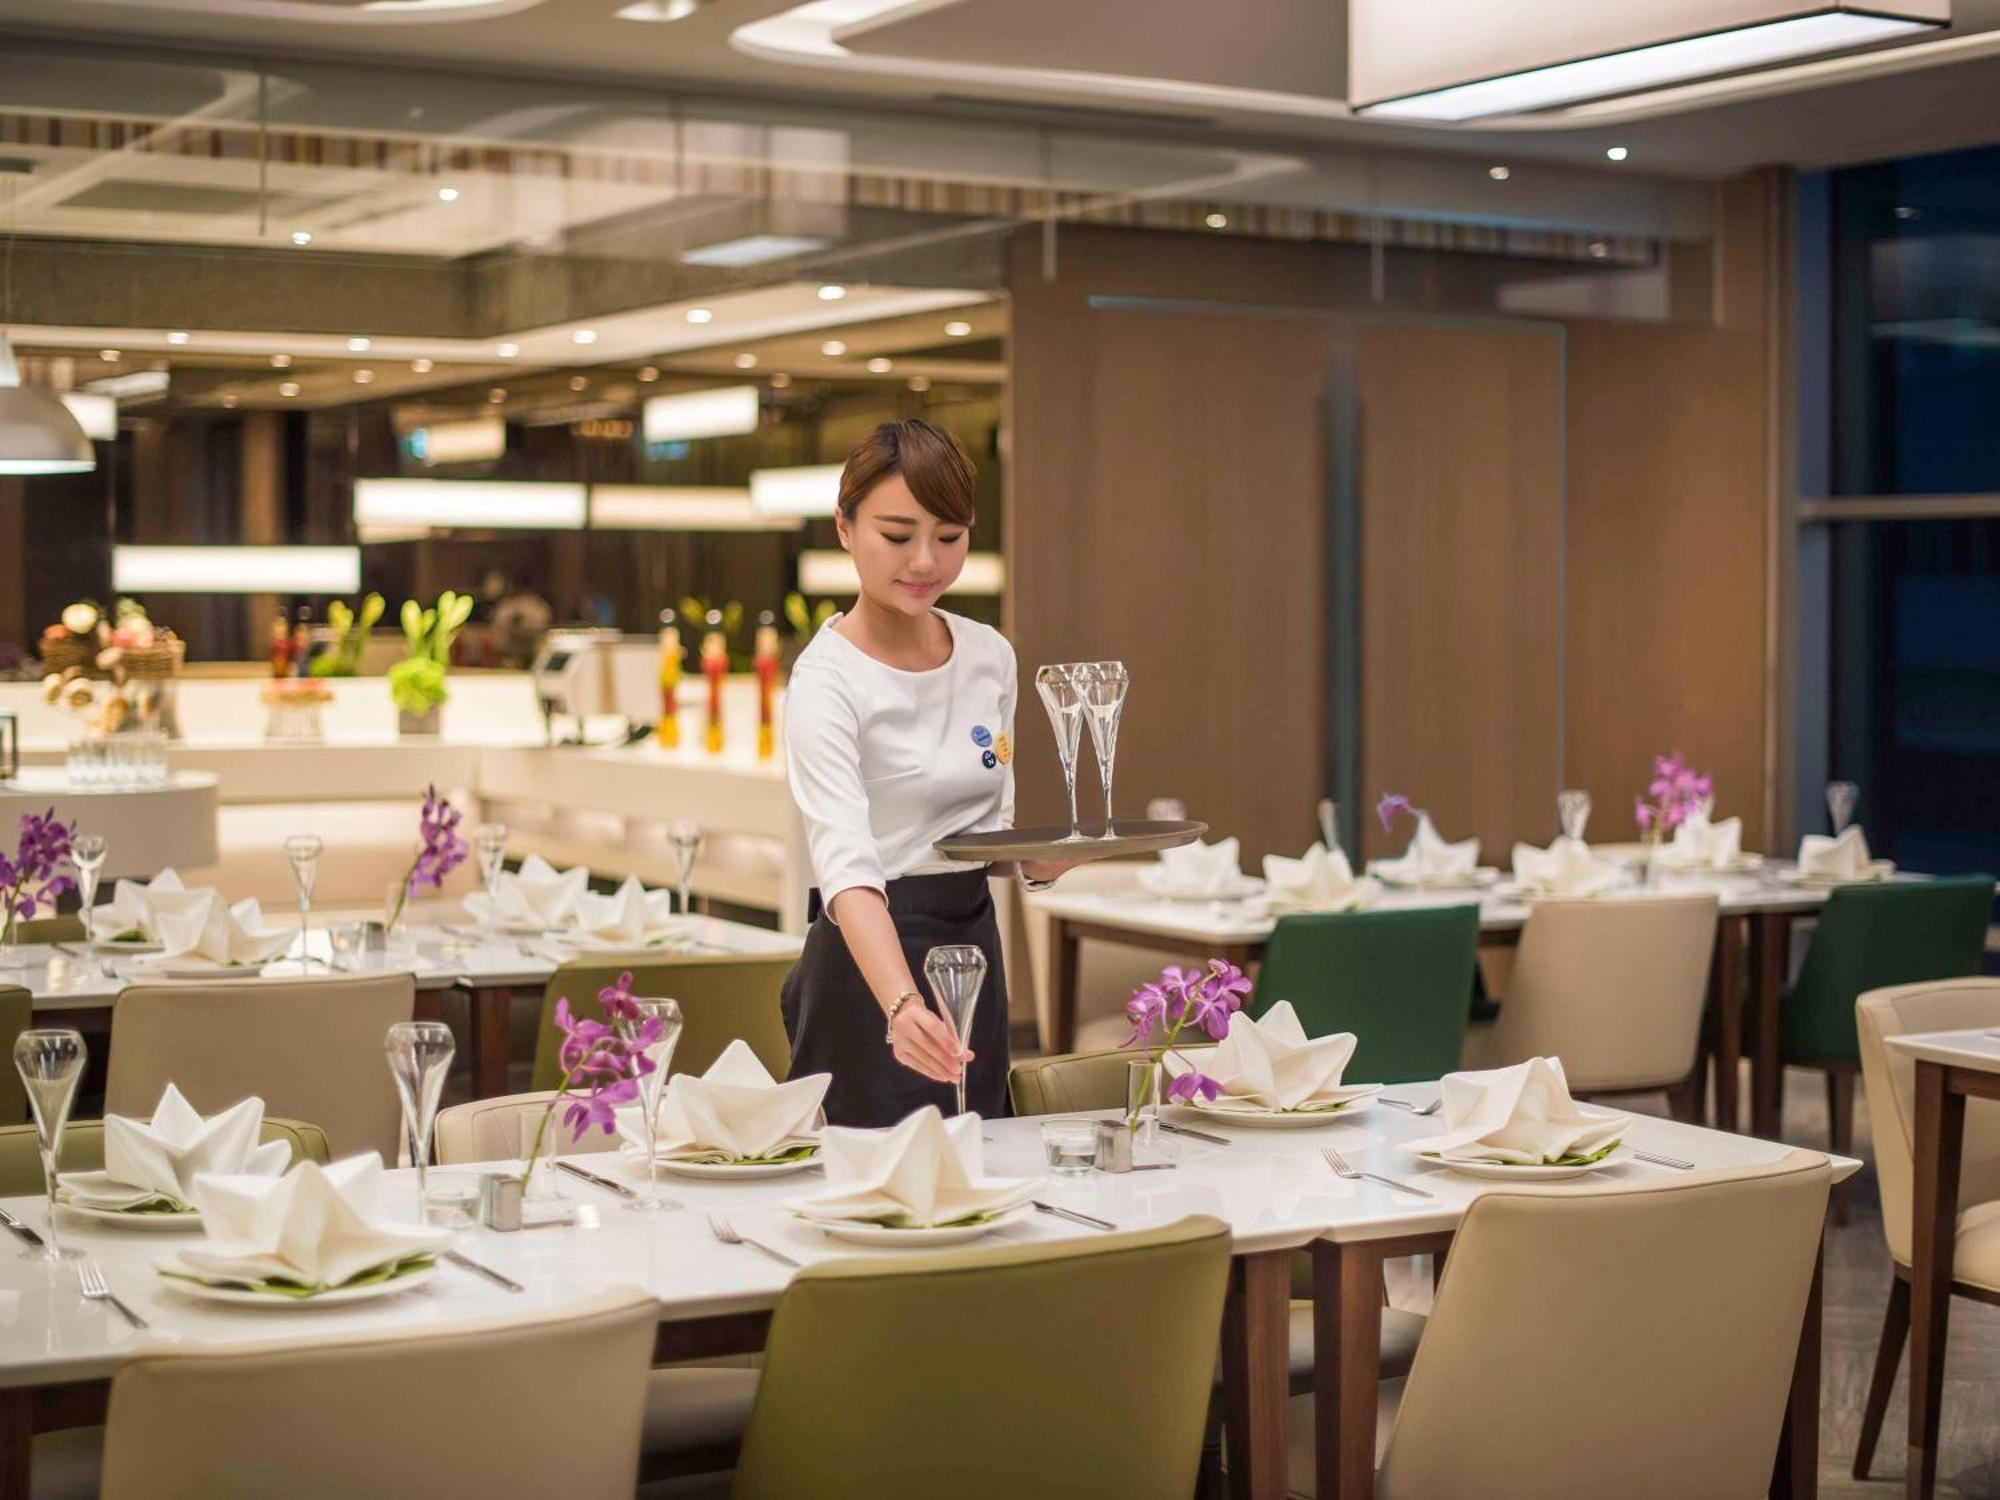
xmin=784 ymin=609 xmax=1017 ymax=908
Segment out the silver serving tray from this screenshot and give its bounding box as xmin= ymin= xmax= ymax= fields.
xmin=934 ymin=819 xmax=1207 ymax=864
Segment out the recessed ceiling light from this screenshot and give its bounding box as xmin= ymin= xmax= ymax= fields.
xmin=437 ymin=186 xmax=460 ymax=203
xmin=1894 ymin=204 xmax=1921 ymax=220
xmin=907 ymin=375 xmax=932 ymax=393
xmin=637 ymin=366 xmax=660 ymax=383
xmin=866 ymin=357 xmax=893 ymax=374
xmin=770 ymin=372 xmax=792 ymax=389
xmin=1589 ymin=240 xmax=1610 ymax=258
xmin=497 ymin=343 xmax=520 ymax=358
xmin=820 ymin=340 xmax=847 ymax=357
xmin=572 ymin=329 xmax=598 ymax=346
xmin=220 ymin=393 xmax=239 ymax=408
xmin=278 ymin=381 xmax=300 ymax=397
xmin=347 ymin=337 xmax=371 ymax=352
xmin=271 ymin=354 xmax=292 ymax=369
xmin=685 ymin=308 xmax=713 ymax=325
xmin=411 ymin=357 xmax=434 ymax=374
xmin=1489 ymin=165 xmax=1511 ymax=181
xmin=353 ymin=369 xmax=375 ymax=384
xmin=733 ymin=352 xmax=758 ymax=369
xmin=569 ymin=375 xmax=588 ymax=391
xmin=99 ymin=349 xmax=119 ymax=362
xmin=944 ymin=321 xmax=972 ymax=338
xmin=291 ymin=230 xmax=313 ymax=246
xmin=165 ymin=331 xmax=190 ymax=346
xmin=615 ymin=0 xmax=701 ymax=20
xmin=681 ymin=232 xmax=831 ymax=267
xmin=488 ymin=387 xmax=507 ymax=403
xmin=817 ymin=284 xmax=846 ymax=302
xmin=1204 ymin=212 xmax=1227 ymax=229
xmin=1606 ymin=145 xmax=1630 ymax=162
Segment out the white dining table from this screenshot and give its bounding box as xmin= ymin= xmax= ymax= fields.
xmin=0 ymin=1091 xmax=1855 ymax=1500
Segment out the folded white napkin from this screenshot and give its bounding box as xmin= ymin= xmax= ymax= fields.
xmin=787 ymin=1107 xmax=1039 ymax=1228
xmin=1797 ymin=825 xmax=1884 ymax=881
xmin=1139 ymin=837 xmax=1246 ymax=898
xmin=1172 ymin=999 xmax=1379 ymax=1112
xmin=1661 ymin=807 xmax=1744 ymax=871
xmin=1261 ymin=842 xmax=1380 ymax=913
xmin=1424 ymin=1058 xmax=1625 ymax=1165
xmin=574 ymin=875 xmax=677 ymax=947
xmin=1373 ymin=813 xmax=1480 ymax=885
xmin=464 ymin=854 xmax=590 ymax=930
xmin=155 ymin=895 xmax=295 ymax=966
xmin=91 ymin=868 xmax=217 ymax=944
xmin=169 ymin=1155 xmax=450 ymax=1291
xmin=1510 ymin=836 xmax=1623 ymax=898
xmin=619 ymin=1040 xmax=829 ymax=1163
xmin=60 ymin=1085 xmax=290 ymax=1212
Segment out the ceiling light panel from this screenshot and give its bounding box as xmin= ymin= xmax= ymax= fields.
xmin=750 ymin=463 xmax=844 ymax=518
xmin=114 ymin=545 xmax=361 ymax=594
xmin=643 ymin=385 xmax=762 ymax=443
xmin=353 ymin=478 xmax=586 ymax=530
xmin=591 ymin=485 xmax=804 ymax=531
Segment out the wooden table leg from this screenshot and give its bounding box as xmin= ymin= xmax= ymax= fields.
xmin=1313 ymin=1239 xmax=1383 ymax=1500
xmin=1771 ymin=1235 xmax=1824 ymax=1499
xmin=1710 ymin=916 xmax=1744 ymax=1133
xmin=1751 ymin=913 xmax=1791 ymax=1140
xmin=463 ymin=984 xmax=515 ymax=1100
xmin=1051 ymin=919 xmax=1080 ymax=1055
xmin=1 ymin=1387 xmax=28 ymax=1500
xmin=1220 ymin=1249 xmax=1289 ymax=1500
xmin=1907 ymin=1060 xmax=1967 ymax=1500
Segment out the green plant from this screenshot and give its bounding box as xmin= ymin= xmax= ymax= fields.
xmin=309 ymin=592 xmax=385 ymax=679
xmin=783 ymin=591 xmax=838 ymax=641
xmin=388 ymin=591 xmax=473 ymax=717
xmin=678 ymin=595 xmax=753 ymax=670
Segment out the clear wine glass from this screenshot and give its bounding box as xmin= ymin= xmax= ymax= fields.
xmin=1316 ymin=799 xmax=1340 ymax=854
xmin=1826 ymin=781 xmax=1859 ymax=835
xmin=13 ymin=1029 xmax=85 ymax=1261
xmin=473 ymin=823 xmax=509 ymax=897
xmin=70 ymin=835 xmax=107 ymax=942
xmin=618 ymin=998 xmax=683 ymax=1214
xmin=1034 ymin=665 xmax=1089 ymax=843
xmin=284 ymin=833 xmax=324 ymax=970
xmin=924 ymin=945 xmax=987 ymax=1117
xmin=1077 ymin=661 xmax=1129 ymax=837
xmin=669 ymin=822 xmax=703 ymax=919
xmin=1557 ymin=789 xmax=1592 ymax=842
xmin=385 ymin=1020 xmax=455 ymax=1223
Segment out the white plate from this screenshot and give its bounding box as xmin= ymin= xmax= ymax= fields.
xmin=807 ymin=1204 xmax=1027 ymax=1248
xmin=1137 ymin=874 xmax=1266 ymax=903
xmin=1651 ymin=853 xmax=1765 ymax=875
xmin=1405 ymin=1142 xmax=1630 ymax=1181
xmin=133 ymin=957 xmax=273 ymax=981
xmin=1369 ymin=865 xmax=1501 ymax=890
xmin=1185 ymin=1089 xmax=1380 ymax=1128
xmin=1787 ymin=860 xmax=1895 ymax=888
xmin=61 ymin=1201 xmax=203 ymax=1231
xmin=89 ymin=935 xmax=162 ymax=955
xmin=652 ymin=1153 xmax=820 ymax=1180
xmin=156 ymin=1259 xmax=438 ymax=1307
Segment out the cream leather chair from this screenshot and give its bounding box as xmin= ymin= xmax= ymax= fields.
xmin=96 ymin=1288 xmax=659 ymax=1500
xmin=1369 ymin=1150 xmax=1830 ymax=1500
xmin=105 ymin=973 xmax=415 ymax=1160
xmin=1460 ymin=893 xmax=1718 ymax=1113
xmin=1852 ymin=978 xmax=2000 ymax=1480
xmin=433 ymin=1090 xmax=620 ymax=1166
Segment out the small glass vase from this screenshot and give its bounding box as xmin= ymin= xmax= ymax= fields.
xmin=0 ymin=909 xmax=26 ymax=971
xmin=1125 ymin=1058 xmax=1162 ymax=1142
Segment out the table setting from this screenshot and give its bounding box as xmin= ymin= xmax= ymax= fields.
xmin=57 ymin=1085 xmax=291 ymax=1230
xmin=618 ymin=1039 xmax=829 ymax=1180
xmin=1505 ymin=833 xmax=1626 ymax=900
xmin=1163 ymin=1001 xmax=1382 ymax=1127
xmin=1399 ymin=1057 xmax=1632 ymax=1180
xmin=782 ymin=1106 xmax=1043 ymax=1247
xmin=1368 ymin=796 xmax=1497 ymax=889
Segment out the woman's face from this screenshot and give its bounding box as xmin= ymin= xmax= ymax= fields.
xmin=836 ymin=474 xmax=968 ymax=619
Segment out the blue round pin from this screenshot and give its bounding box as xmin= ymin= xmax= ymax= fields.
xmin=970 ymin=725 xmax=993 ymax=748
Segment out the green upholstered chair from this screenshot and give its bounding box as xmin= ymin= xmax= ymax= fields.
xmin=533 ymin=956 xmax=794 ymax=1092
xmin=1251 ymin=905 xmax=1482 ymax=1084
xmin=0 ymin=1117 xmax=331 ymax=1197
xmin=0 ymin=985 xmax=29 ymax=1126
xmin=1781 ymin=875 xmax=1993 ymax=1162
xmin=13 ymin=915 xmax=87 ymax=944
xmin=731 ymin=1216 xmax=1232 ymax=1500
xmin=1006 ymin=1045 xmax=1214 ymax=1116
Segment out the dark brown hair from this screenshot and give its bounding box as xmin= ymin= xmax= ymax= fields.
xmin=837 ymin=419 xmax=976 ymax=526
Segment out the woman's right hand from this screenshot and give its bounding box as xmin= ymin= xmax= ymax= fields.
xmin=891 ymin=1003 xmax=973 ymax=1085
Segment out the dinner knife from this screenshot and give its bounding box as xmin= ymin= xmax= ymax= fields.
xmin=1159 ymin=1120 xmax=1231 ymax=1146
xmin=1033 ymin=1200 xmax=1117 ymax=1232
xmin=444 ymin=1249 xmax=525 ymax=1293
xmin=555 ymin=1159 xmax=637 ymax=1199
xmin=0 ymin=1204 xmax=45 ymax=1248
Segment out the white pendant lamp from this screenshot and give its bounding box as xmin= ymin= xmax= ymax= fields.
xmin=0 ymin=332 xmax=96 ymax=475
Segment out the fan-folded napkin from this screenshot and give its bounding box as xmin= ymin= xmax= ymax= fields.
xmin=620 ymin=1040 xmax=828 ymax=1163
xmin=90 ymin=869 xmax=216 ymax=944
xmin=1139 ymin=837 xmax=1245 ymax=898
xmin=1373 ymin=814 xmax=1480 ymax=885
xmin=1423 ymin=1058 xmax=1625 ymax=1165
xmin=1510 ymin=836 xmax=1623 ymax=898
xmin=464 ymin=854 xmax=590 ymax=929
xmin=1797 ymin=825 xmax=1882 ymax=881
xmin=575 ymin=875 xmax=676 ymax=947
xmin=154 ymin=895 xmax=295 ymax=966
xmin=1172 ymin=1000 xmax=1378 ymax=1112
xmin=787 ymin=1107 xmax=1038 ymax=1228
xmin=1261 ymin=843 xmax=1380 ymax=912
xmin=61 ymin=1085 xmax=290 ymax=1212
xmin=1662 ymin=808 xmax=1744 ymax=871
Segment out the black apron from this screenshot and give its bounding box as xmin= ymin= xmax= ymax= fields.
xmin=780 ymin=869 xmax=1009 ymax=1128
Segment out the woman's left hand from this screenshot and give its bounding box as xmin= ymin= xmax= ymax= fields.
xmin=1019 ymin=858 xmax=1082 ymax=885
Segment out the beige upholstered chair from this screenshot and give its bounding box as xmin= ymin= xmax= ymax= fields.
xmin=96 ymin=1288 xmax=659 ymax=1500
xmin=1373 ymin=1149 xmax=1830 ymax=1500
xmin=433 ymin=1090 xmax=619 ymax=1166
xmin=105 ymin=973 xmax=415 ymax=1159
xmin=1851 ymin=978 xmax=2000 ymax=1479
xmin=1461 ymin=893 xmax=1719 ymax=1111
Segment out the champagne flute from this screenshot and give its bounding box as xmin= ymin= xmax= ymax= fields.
xmin=669 ymin=822 xmax=703 ymax=921
xmin=284 ymin=833 xmax=323 ymax=970
xmin=924 ymin=945 xmax=987 ymax=1117
xmin=1316 ymin=799 xmax=1340 ymax=855
xmin=473 ymin=823 xmax=509 ymax=897
xmin=1077 ymin=661 xmax=1129 ymax=837
xmin=385 ymin=1020 xmax=455 ymax=1223
xmin=1557 ymin=789 xmax=1592 ymax=842
xmin=70 ymin=835 xmax=107 ymax=942
xmin=1034 ymin=665 xmax=1089 ymax=843
xmin=1826 ymin=781 xmax=1859 ymax=835
xmin=13 ymin=1029 xmax=85 ymax=1261
xmin=618 ymin=998 xmax=683 ymax=1213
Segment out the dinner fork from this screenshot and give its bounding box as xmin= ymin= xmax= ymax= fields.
xmin=77 ymin=1258 xmax=147 ymax=1330
xmin=707 ymin=1213 xmax=800 ymax=1269
xmin=1380 ymin=1097 xmax=1443 ymax=1116
xmin=1323 ymin=1148 xmax=1434 ymax=1200
xmin=1632 ymin=1149 xmax=1695 ymax=1171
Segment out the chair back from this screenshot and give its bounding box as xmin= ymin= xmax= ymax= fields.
xmin=0 ymin=1117 xmax=330 ymax=1197
xmin=1855 ymin=978 xmax=2000 ymax=1269
xmin=433 ymin=1090 xmax=621 ymax=1165
xmin=1377 ymin=1151 xmax=1830 ymax=1500
xmin=1471 ymin=894 xmax=1718 ymax=1092
xmin=106 ymin=973 xmax=415 ymax=1159
xmin=1008 ymin=1045 xmax=1214 ymax=1116
xmin=0 ymin=984 xmax=29 ymax=1125
xmin=533 ymin=956 xmax=793 ymax=1091
xmin=1783 ymin=876 xmax=1994 ymax=1065
xmin=99 ymin=1288 xmax=659 ymax=1500
xmin=733 ymin=1215 xmax=1230 ymax=1500
xmin=12 ymin=916 xmax=86 ymax=944
xmin=1252 ymin=905 xmax=1480 ymax=1083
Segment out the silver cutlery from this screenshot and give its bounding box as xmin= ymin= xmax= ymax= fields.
xmin=1159 ymin=1120 xmax=1231 ymax=1146
xmin=444 ymin=1249 xmax=524 ymax=1292
xmin=1381 ymin=1097 xmax=1444 ymax=1116
xmin=707 ymin=1213 xmax=800 ymax=1269
xmin=0 ymin=1204 xmax=45 ymax=1249
xmin=1323 ymin=1148 xmax=1434 ymax=1200
xmin=1632 ymin=1149 xmax=1695 ymax=1171
xmin=53 ymin=941 xmax=86 ymax=958
xmin=1033 ymin=1200 xmax=1117 ymax=1232
xmin=554 ymin=1159 xmax=636 ymax=1199
xmin=77 ymin=1258 xmax=147 ymax=1330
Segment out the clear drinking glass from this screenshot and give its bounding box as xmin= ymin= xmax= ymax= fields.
xmin=1041 ymin=1119 xmax=1099 ymax=1177
xmin=13 ymin=1029 xmax=85 ymax=1261
xmin=619 ymin=998 xmax=684 ymax=1213
xmin=70 ymin=835 xmax=107 ymax=942
xmin=1077 ymin=661 xmax=1129 ymax=837
xmin=923 ymin=945 xmax=987 ymax=1116
xmin=284 ymin=833 xmax=324 ymax=970
xmin=1557 ymin=789 xmax=1592 ymax=841
xmin=327 ymin=920 xmax=365 ymax=971
xmin=669 ymin=822 xmax=703 ymax=919
xmin=1034 ymin=664 xmax=1089 ymax=843
xmin=1826 ymin=781 xmax=1859 ymax=834
xmin=385 ymin=1020 xmax=455 ymax=1223
xmin=473 ymin=823 xmax=509 ymax=897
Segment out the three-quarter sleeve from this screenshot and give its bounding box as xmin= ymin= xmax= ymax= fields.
xmin=782 ymin=665 xmax=887 ymax=910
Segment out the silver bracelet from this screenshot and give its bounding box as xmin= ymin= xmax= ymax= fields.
xmin=1019 ymin=872 xmax=1056 ymax=893
xmin=884 ymin=989 xmax=921 ymax=1045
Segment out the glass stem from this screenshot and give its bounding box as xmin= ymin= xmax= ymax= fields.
xmin=1100 ymin=763 xmax=1114 ymax=834
xmin=1062 ymin=762 xmax=1079 ymax=837
xmin=40 ymin=1145 xmax=61 ymax=1255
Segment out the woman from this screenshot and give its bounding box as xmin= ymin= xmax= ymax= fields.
xmin=781 ymin=419 xmax=1070 ymax=1127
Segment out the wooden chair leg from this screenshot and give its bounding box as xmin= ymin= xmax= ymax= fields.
xmin=1853 ymin=1273 xmax=1911 ymax=1481
xmin=1827 ymin=1067 xmax=1855 ymax=1227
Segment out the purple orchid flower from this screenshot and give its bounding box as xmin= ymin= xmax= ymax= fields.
xmin=1120 ymin=956 xmax=1247 ymax=1116
xmin=1376 ymin=793 xmax=1416 ymax=833
xmin=537 ymin=972 xmax=663 ymax=1154
xmin=1636 ymin=753 xmax=1715 ymax=839
xmin=1165 ymin=1069 xmax=1221 ymax=1104
xmin=1 ymin=810 xmax=77 ymax=932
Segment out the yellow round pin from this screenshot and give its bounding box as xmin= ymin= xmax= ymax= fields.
xmin=993 ymin=731 xmax=1013 ymax=765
